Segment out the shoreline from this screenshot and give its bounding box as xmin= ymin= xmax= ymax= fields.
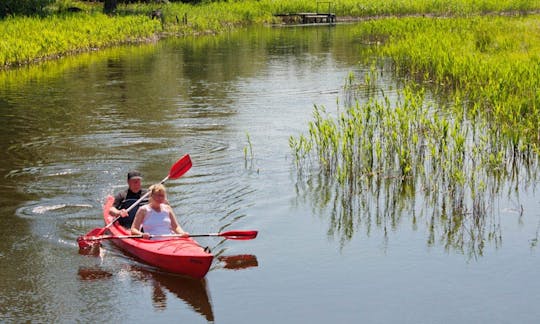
xmin=2 ymin=9 xmax=540 ymax=71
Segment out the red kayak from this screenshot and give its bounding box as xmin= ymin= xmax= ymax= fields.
xmin=102 ymin=195 xmax=213 ymax=278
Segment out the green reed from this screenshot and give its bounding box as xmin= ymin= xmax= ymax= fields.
xmin=356 ymin=15 xmax=540 ymax=149
xmin=290 ymin=15 xmax=540 ymax=256
xmin=244 ymin=131 xmax=254 ymax=166
xmin=261 ymin=0 xmax=540 ymax=17
xmin=290 ymin=57 xmax=539 ymax=256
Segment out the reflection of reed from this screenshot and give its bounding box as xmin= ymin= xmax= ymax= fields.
xmin=291 ymin=76 xmax=539 ymax=258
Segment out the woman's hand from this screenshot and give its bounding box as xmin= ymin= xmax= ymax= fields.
xmin=177 ymin=231 xmax=189 ymax=238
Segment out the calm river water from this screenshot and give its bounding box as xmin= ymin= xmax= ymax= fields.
xmin=0 ymin=25 xmax=539 ymax=323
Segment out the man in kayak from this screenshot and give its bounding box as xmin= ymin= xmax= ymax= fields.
xmin=131 ymin=184 xmax=187 ymax=239
xmin=109 ymin=170 xmax=149 ymax=228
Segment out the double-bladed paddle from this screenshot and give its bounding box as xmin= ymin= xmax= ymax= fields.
xmin=80 ymin=230 xmax=258 ymax=242
xmin=77 ymin=154 xmax=192 ymax=249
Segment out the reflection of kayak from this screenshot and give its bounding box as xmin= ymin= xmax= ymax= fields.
xmin=76 ymin=265 xmax=214 ymax=321
xmin=132 ymin=265 xmax=214 ymax=322
xmin=103 ymin=196 xmax=213 ymax=278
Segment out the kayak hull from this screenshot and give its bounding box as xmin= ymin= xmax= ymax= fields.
xmin=103 ymin=195 xmax=213 ymax=278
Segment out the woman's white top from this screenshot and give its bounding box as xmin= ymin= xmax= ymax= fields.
xmin=140 ymin=204 xmax=174 ymax=238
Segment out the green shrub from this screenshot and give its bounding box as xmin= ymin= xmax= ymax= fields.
xmin=1 ymin=0 xmax=55 ymax=18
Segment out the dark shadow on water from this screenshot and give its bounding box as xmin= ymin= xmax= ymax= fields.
xmin=76 ymin=253 xmax=257 ymax=322
xmin=77 ymin=266 xmax=114 ymax=281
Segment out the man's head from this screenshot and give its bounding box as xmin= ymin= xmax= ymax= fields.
xmin=127 ymin=170 xmax=142 ymax=192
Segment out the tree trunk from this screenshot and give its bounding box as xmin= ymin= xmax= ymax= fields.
xmin=103 ymin=0 xmax=117 ymax=15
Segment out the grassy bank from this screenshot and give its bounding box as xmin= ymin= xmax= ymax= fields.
xmin=360 ymin=15 xmax=540 ymax=148
xmin=292 ymin=14 xmax=540 ymax=176
xmin=3 ymin=0 xmax=540 ymax=68
xmin=0 ymin=13 xmax=160 ymax=67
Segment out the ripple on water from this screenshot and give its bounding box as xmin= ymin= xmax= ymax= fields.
xmin=31 ymin=203 xmax=93 ymax=215
xmin=16 ymin=197 xmax=99 ymax=246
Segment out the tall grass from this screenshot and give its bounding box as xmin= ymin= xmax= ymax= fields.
xmin=356 ymin=15 xmax=540 ymax=149
xmin=260 ymin=0 xmax=540 ymax=16
xmin=0 ymin=13 xmax=160 ymax=67
xmin=290 ymin=14 xmax=540 ymax=254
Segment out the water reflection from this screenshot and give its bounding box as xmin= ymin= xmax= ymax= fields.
xmin=217 ymin=254 xmax=258 ymax=271
xmin=131 ymin=266 xmax=214 ymax=322
xmin=78 ymin=267 xmax=114 ymax=281
xmin=77 ymin=265 xmax=214 ymax=322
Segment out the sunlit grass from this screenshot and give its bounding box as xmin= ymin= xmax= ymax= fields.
xmin=0 ymin=13 xmax=160 ymax=67
xmin=355 ymin=15 xmax=540 ymax=148
xmin=4 ymin=0 xmax=540 ymax=68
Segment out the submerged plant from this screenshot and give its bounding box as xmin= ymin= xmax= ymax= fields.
xmin=244 ymin=131 xmax=255 ymax=170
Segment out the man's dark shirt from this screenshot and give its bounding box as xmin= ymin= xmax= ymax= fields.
xmin=113 ymin=189 xmax=148 ymax=228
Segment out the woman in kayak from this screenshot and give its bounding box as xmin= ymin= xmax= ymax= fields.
xmin=131 ymin=184 xmax=188 ymax=240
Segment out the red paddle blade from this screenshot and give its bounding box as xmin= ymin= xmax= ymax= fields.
xmin=168 ymin=154 xmax=192 ymax=179
xmin=77 ymin=237 xmax=100 ymax=250
xmin=77 ymin=228 xmax=104 ymax=249
xmin=219 ymin=230 xmax=258 ymax=240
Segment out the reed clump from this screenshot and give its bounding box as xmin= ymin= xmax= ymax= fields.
xmin=290 ymin=14 xmax=540 ymax=254
xmin=355 ymin=15 xmax=540 ymax=149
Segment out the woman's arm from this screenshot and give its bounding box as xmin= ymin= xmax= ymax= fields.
xmin=168 ymin=206 xmax=187 ymax=236
xmin=131 ymin=208 xmax=149 ymax=238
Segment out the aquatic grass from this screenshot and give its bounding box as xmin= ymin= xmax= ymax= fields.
xmin=244 ymin=132 xmax=254 ymax=166
xmin=354 ymin=15 xmax=540 ymax=149
xmin=291 ymin=61 xmax=540 ymax=255
xmin=0 ymin=13 xmax=160 ymax=67
xmin=256 ymin=0 xmax=540 ymax=17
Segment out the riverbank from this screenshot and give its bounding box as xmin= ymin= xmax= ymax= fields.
xmin=3 ymin=0 xmax=540 ymax=69
xmin=0 ymin=13 xmax=160 ymax=68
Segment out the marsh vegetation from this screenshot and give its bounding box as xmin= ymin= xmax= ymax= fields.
xmin=290 ymin=15 xmax=540 ymax=256
xmin=4 ymin=0 xmax=540 ymax=68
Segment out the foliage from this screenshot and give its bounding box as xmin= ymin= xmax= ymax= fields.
xmin=354 ymin=15 xmax=540 ymax=148
xmin=0 ymin=0 xmax=55 ymax=18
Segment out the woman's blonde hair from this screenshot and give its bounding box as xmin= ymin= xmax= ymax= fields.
xmin=149 ymin=184 xmax=167 ymax=203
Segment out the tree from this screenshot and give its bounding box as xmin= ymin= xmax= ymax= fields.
xmin=1 ymin=0 xmax=54 ymax=18
xmin=104 ymin=0 xmax=118 ymax=14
